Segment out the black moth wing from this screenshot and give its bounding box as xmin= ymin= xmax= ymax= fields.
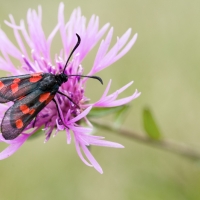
xmin=1 ymin=88 xmax=56 ymax=140
xmin=0 ymin=73 xmax=45 ymax=103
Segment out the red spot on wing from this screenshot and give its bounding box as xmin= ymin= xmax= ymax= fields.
xmin=45 ymin=95 xmax=54 ymax=105
xmin=29 ymin=109 xmax=35 ymax=115
xmin=13 ymin=78 xmax=20 ymax=83
xmin=18 ymin=96 xmax=25 ymax=100
xmin=11 ymin=78 xmax=21 ymax=93
xmin=39 ymin=92 xmax=51 ymax=103
xmin=0 ymin=81 xmax=4 ymax=90
xmin=11 ymin=83 xmax=19 ymax=93
xmin=20 ymin=105 xmax=35 ymax=115
xmin=29 ymin=73 xmax=42 ymax=83
xmin=15 ymin=119 xmax=23 ymax=129
xmin=20 ymin=105 xmax=30 ymax=114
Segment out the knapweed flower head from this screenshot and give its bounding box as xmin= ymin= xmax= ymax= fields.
xmin=0 ymin=3 xmax=140 ymax=173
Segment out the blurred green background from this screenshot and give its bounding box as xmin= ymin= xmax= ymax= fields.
xmin=1 ymin=0 xmax=200 ymax=199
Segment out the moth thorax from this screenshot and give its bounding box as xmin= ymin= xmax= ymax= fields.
xmin=56 ymin=74 xmax=68 ymax=86
xmin=39 ymin=75 xmax=57 ymax=91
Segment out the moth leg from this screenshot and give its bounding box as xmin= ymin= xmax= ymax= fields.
xmin=57 ymin=91 xmax=80 ymax=109
xmin=32 ymin=115 xmax=38 ymax=128
xmin=52 ymin=98 xmax=68 ymax=128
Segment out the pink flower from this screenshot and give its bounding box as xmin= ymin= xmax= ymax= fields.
xmin=0 ymin=3 xmax=140 ymax=173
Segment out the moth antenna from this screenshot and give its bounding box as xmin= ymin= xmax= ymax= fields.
xmin=62 ymin=34 xmax=103 ymax=85
xmin=63 ymin=33 xmax=81 ymax=73
xmin=68 ymin=75 xmax=103 ymax=85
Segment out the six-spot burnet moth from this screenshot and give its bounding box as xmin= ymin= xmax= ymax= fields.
xmin=0 ymin=34 xmax=103 ymax=140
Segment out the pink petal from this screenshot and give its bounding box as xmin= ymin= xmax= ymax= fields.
xmin=6 ymin=15 xmax=28 ymax=58
xmin=102 ymin=89 xmax=141 ymax=107
xmin=95 ymin=23 xmax=110 ymax=42
xmin=58 ymin=2 xmax=68 ymax=56
xmin=117 ymin=81 xmax=134 ymax=94
xmin=69 ymin=106 xmax=92 ymax=123
xmin=66 ymin=129 xmax=71 ymax=144
xmin=0 ymin=29 xmax=22 ymax=59
xmin=81 ymin=143 xmax=103 ymax=174
xmin=47 ymin=23 xmax=60 ymax=49
xmin=89 ymin=139 xmax=124 ymax=148
xmin=113 ymin=33 xmax=138 ymax=63
xmin=74 ymin=138 xmax=92 ymax=167
xmin=19 ymin=19 xmax=32 ymax=49
xmin=0 ymin=134 xmax=29 ymax=160
xmin=92 ymin=28 xmax=113 ymax=73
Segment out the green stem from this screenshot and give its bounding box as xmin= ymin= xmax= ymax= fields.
xmin=91 ymin=119 xmax=200 ymax=160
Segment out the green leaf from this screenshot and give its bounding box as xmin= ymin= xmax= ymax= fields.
xmin=28 ymin=126 xmax=44 ymax=140
xmin=142 ymin=107 xmax=162 ymax=140
xmin=114 ymin=105 xmax=129 ymax=127
xmin=88 ymin=106 xmax=128 ymax=118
